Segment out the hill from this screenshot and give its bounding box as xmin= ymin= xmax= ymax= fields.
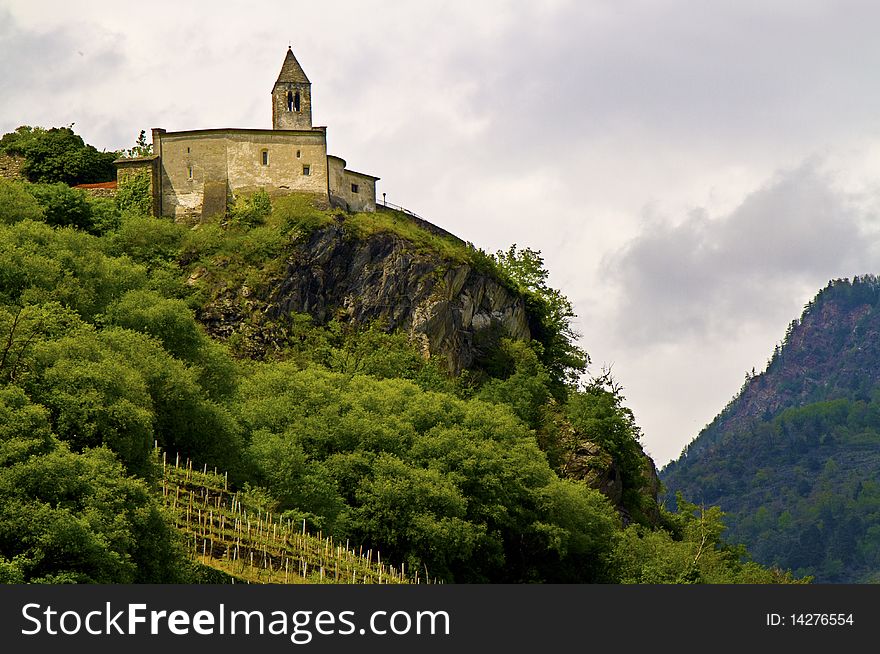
xmin=662 ymin=276 xmax=880 ymax=582
xmin=0 ymin=137 xmax=798 ymax=583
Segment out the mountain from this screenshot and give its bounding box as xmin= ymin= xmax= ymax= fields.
xmin=662 ymin=276 xmax=880 ymax=582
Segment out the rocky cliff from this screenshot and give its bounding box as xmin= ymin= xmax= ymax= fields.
xmin=199 ymin=220 xmax=530 ymax=373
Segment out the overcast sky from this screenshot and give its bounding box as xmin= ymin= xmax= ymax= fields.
xmin=4 ymin=0 xmax=880 ymax=466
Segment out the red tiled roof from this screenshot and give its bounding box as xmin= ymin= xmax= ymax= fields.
xmin=73 ymin=181 xmax=117 ymax=189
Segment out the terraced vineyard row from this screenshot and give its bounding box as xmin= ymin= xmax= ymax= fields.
xmin=160 ymin=452 xmax=428 ymax=584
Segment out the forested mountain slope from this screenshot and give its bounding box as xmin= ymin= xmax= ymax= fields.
xmin=663 ymin=277 xmax=880 ymax=582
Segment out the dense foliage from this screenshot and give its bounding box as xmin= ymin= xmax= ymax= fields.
xmin=665 ymin=395 xmax=880 ymax=582
xmin=116 ymin=169 xmax=153 ymax=216
xmin=0 ymin=387 xmax=186 ymax=583
xmin=0 ymin=126 xmax=117 ymax=185
xmin=0 ymin=177 xmax=794 ymax=584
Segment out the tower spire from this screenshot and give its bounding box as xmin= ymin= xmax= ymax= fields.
xmin=272 ymin=46 xmax=312 ymax=130
xmin=275 ymin=46 xmax=310 ymax=86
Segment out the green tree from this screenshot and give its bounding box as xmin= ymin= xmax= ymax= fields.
xmin=0 ymin=126 xmax=117 ymax=185
xmin=346 ymin=453 xmax=482 ymax=581
xmin=97 ymin=327 xmax=243 ymax=474
xmin=564 ymin=373 xmax=651 ymax=522
xmin=0 ymin=303 xmax=86 ymax=384
xmin=237 ymin=364 xmax=622 ymax=582
xmin=105 ymin=290 xmax=204 ymax=361
xmin=324 ymin=321 xmax=453 ymax=390
xmin=613 ymin=497 xmax=803 ymax=584
xmin=492 ymin=245 xmax=588 ymax=391
xmin=26 ymin=334 xmax=155 ymax=474
xmin=29 ymin=183 xmax=94 ymax=231
xmin=478 ymin=339 xmax=552 ymax=429
xmin=0 ymin=387 xmax=186 ymax=583
xmin=86 ymin=195 xmax=120 ymax=234
xmin=108 ymin=213 xmax=186 ymax=264
xmin=0 ymin=386 xmax=55 ymax=465
xmin=248 ymin=431 xmax=345 ymax=531
xmin=0 ymin=443 xmax=186 ymax=583
xmin=0 ymin=179 xmax=44 ymax=224
xmin=0 ymin=221 xmax=147 ymax=320
xmin=229 ymin=188 xmax=272 ymax=227
xmin=125 ymin=130 xmax=153 ymax=158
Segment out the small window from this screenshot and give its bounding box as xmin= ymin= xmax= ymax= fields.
xmin=302 ymin=165 xmax=310 ymax=176
xmin=186 ymin=146 xmax=191 ymax=154
xmin=294 ymin=91 xmax=301 ymax=112
xmin=261 ymin=149 xmax=269 ymax=166
xmin=351 ymin=183 xmax=359 ymax=194
xmin=296 ymin=149 xmax=301 ymax=159
xmin=187 ymin=166 xmax=193 ymax=180
xmin=287 ymin=91 xmax=293 ymax=112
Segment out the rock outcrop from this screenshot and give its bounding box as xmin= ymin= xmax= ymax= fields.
xmin=199 ymin=221 xmax=530 ymax=373
xmin=268 ymin=225 xmax=529 ymax=372
xmin=560 ymin=428 xmax=661 ymax=525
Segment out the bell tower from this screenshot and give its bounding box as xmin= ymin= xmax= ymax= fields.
xmin=272 ymin=47 xmax=312 ymax=130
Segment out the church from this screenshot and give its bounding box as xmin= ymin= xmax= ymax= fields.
xmin=116 ymin=47 xmax=379 ymax=219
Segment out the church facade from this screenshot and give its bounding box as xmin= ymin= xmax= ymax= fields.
xmin=116 ymin=48 xmax=379 ymax=219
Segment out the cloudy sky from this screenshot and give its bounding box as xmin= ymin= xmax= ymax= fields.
xmin=4 ymin=0 xmax=880 ymax=465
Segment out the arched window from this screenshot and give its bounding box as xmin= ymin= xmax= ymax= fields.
xmin=294 ymin=91 xmax=301 ymax=112
xmin=287 ymin=91 xmax=293 ymax=112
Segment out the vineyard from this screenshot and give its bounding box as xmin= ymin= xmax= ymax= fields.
xmin=160 ymin=451 xmax=428 ymax=585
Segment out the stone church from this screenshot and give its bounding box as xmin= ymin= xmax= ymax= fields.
xmin=116 ymin=47 xmax=379 ymax=219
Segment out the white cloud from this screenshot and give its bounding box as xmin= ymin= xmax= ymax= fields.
xmin=605 ymin=161 xmax=876 ymax=346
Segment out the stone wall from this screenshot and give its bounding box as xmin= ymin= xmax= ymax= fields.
xmin=86 ymin=187 xmax=117 ymax=198
xmin=328 ymin=155 xmax=346 ymax=209
xmin=0 ymin=153 xmax=25 ymax=181
xmin=272 ymin=83 xmax=313 ymax=130
xmin=155 ymin=128 xmax=329 ymax=220
xmin=328 ymin=155 xmax=378 ymax=212
xmin=74 ymin=183 xmax=117 ymax=199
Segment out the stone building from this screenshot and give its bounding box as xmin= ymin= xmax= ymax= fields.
xmin=116 ymin=48 xmax=378 ymax=220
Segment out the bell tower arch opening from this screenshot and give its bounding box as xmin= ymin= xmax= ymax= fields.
xmin=272 ymin=47 xmax=312 ymax=130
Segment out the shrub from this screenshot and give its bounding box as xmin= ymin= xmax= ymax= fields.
xmin=29 ymin=182 xmax=93 ymax=231
xmin=0 ymin=125 xmax=117 ymax=185
xmin=0 ymin=179 xmax=44 ymax=225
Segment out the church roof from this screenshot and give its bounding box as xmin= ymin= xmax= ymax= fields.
xmin=274 ymin=47 xmax=310 ymax=85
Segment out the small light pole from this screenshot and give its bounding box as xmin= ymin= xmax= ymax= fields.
xmin=382 ymin=192 xmax=386 ymax=207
